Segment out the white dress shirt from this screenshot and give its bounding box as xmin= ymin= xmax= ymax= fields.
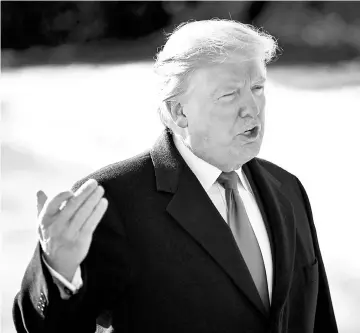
xmin=46 ymin=134 xmax=273 ymax=303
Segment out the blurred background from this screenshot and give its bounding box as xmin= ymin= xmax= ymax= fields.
xmin=1 ymin=1 xmax=360 ymax=332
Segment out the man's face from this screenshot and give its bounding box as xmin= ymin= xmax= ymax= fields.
xmin=180 ymin=56 xmax=266 ymax=171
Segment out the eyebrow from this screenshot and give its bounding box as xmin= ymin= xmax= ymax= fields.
xmin=253 ymin=76 xmax=266 ymax=83
xmin=211 ymin=76 xmax=266 ymax=97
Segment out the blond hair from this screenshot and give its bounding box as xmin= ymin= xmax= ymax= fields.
xmin=153 ymin=19 xmax=278 ymax=129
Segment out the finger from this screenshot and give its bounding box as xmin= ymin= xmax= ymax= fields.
xmin=37 ymin=225 xmax=44 ymax=241
xmin=36 ymin=190 xmax=48 ymax=217
xmin=81 ymin=197 xmax=108 ymax=235
xmin=67 ymin=185 xmax=105 ymax=234
xmin=59 ymin=179 xmax=99 ymax=222
xmin=42 ymin=191 xmax=74 ymax=216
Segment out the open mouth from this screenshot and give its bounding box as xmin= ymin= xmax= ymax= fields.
xmin=241 ymin=126 xmax=259 ymax=139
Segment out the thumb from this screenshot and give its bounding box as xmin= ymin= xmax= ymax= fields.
xmin=36 ymin=190 xmax=48 ymax=217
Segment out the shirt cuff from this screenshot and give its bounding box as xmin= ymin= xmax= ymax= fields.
xmin=42 ymin=255 xmax=83 ymax=298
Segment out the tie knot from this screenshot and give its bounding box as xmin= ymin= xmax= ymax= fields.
xmin=217 ymin=171 xmax=239 ymax=190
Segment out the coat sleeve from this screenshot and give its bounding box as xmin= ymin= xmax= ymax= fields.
xmin=12 ymin=181 xmax=132 ymax=333
xmin=295 ymin=177 xmax=339 ymax=333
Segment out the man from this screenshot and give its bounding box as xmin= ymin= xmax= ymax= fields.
xmin=13 ymin=19 xmax=338 ymax=333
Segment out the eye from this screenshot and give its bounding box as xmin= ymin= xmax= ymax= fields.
xmin=252 ymin=85 xmax=264 ymax=95
xmin=220 ymin=91 xmax=236 ymax=99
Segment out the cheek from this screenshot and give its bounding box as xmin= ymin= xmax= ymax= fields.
xmin=186 ymin=97 xmax=211 ymax=123
xmin=209 ymin=107 xmax=235 ymax=129
xmin=258 ymin=94 xmax=266 ymax=112
xmin=188 ymin=99 xmax=239 ymax=142
xmin=259 ymin=97 xmax=265 ymax=125
xmin=212 ymin=99 xmax=239 ymax=121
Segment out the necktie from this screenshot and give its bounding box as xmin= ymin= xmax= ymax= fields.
xmin=218 ymin=171 xmax=270 ymax=312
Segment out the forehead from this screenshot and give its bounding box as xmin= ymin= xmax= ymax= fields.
xmin=187 ymin=57 xmax=266 ymax=95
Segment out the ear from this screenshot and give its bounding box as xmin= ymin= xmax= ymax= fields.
xmin=168 ymin=101 xmax=188 ymax=128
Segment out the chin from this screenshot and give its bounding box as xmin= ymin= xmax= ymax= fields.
xmin=223 ymin=156 xmax=253 ymax=172
xmin=233 ymin=144 xmax=260 ymax=159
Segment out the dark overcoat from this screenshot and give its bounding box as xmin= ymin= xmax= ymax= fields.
xmin=13 ymin=129 xmax=338 ymax=333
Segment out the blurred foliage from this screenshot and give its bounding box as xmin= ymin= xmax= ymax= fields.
xmin=260 ymin=2 xmax=360 ymax=48
xmin=1 ymin=1 xmax=360 ymax=65
xmin=1 ymin=1 xmax=172 ymax=48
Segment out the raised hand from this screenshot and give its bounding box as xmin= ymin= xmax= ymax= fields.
xmin=36 ymin=179 xmax=108 ymax=282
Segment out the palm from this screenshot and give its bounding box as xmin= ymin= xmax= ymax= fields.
xmin=36 ymin=179 xmax=108 ymax=281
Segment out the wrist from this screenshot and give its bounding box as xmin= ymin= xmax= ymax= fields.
xmin=43 ymin=255 xmax=79 ymax=282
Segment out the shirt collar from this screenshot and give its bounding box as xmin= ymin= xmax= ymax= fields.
xmin=173 ymin=134 xmax=249 ymax=192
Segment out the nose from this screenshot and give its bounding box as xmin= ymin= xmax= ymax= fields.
xmin=239 ymin=94 xmax=260 ymax=118
xmin=239 ymin=104 xmax=259 ymax=119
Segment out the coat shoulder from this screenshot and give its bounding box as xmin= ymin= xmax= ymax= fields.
xmin=71 ymin=150 xmax=153 ymax=192
xmin=254 ymin=157 xmax=298 ymax=184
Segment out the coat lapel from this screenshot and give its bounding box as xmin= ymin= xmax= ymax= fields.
xmin=150 ymin=130 xmax=296 ymax=320
xmin=243 ymin=159 xmax=297 ymax=319
xmin=167 ymin=162 xmax=270 ymax=318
